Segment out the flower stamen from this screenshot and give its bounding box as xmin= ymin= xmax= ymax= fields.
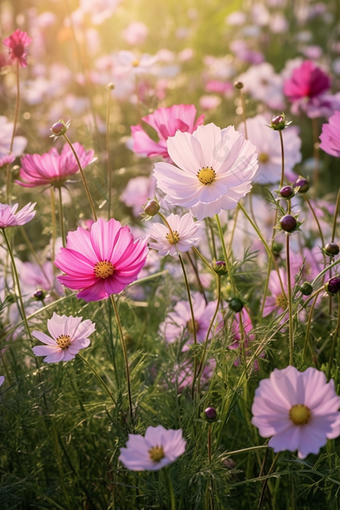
xmin=56 ymin=334 xmax=71 ymax=349
xmin=275 ymin=294 xmax=288 ymax=309
xmin=197 ymin=167 xmax=216 ymax=185
xmin=258 ymin=152 xmax=269 ymax=163
xmin=94 ymin=260 xmax=114 ymax=279
xmin=166 ymin=230 xmax=180 ymax=244
xmin=289 ymin=404 xmax=311 ymax=425
xmin=149 ymin=445 xmax=165 ymax=462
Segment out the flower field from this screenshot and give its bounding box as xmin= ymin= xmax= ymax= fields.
xmin=1 ymin=0 xmax=340 ymax=508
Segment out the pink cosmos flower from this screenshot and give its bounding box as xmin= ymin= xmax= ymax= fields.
xmin=0 ymin=376 xmax=4 ymax=386
xmin=160 ymin=292 xmax=223 ymax=348
xmin=0 ymin=202 xmax=36 ymax=228
xmin=3 ymin=29 xmax=32 ymax=68
xmin=17 ymin=143 xmax=95 ymax=188
xmin=121 ymin=175 xmax=156 ymax=216
xmin=0 ymin=154 xmax=15 ymax=169
xmin=0 ymin=116 xmax=27 ymax=157
xmin=131 ymin=104 xmax=204 ymax=160
xmin=148 ymin=213 xmax=201 ymax=257
xmin=173 ymin=358 xmax=216 ymax=393
xmin=237 ymin=115 xmax=302 ymax=184
xmin=154 ymin=123 xmax=258 ymax=220
xmin=122 ymin=21 xmax=149 ymax=46
xmin=32 ymin=313 xmax=96 ymax=363
xmin=54 ymin=218 xmax=148 ymax=302
xmin=263 ymin=268 xmax=288 ymax=320
xmin=319 ymin=111 xmax=340 ymax=157
xmin=237 ymin=63 xmax=284 ymax=109
xmin=284 ymin=60 xmax=331 ymax=103
xmin=119 ymin=425 xmax=186 ymax=471
xmin=252 ymin=366 xmax=340 ymax=459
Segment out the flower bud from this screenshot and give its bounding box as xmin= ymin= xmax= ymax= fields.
xmin=50 ymin=119 xmax=71 ymax=140
xmin=107 ymin=82 xmax=115 ymax=90
xmin=234 ymin=81 xmax=244 ymax=89
xmin=294 ymin=177 xmax=309 ymax=193
xmin=229 ymin=297 xmax=244 ymax=313
xmin=204 ymin=407 xmax=217 ymax=422
xmin=279 ymin=185 xmax=294 ymax=199
xmin=325 ymin=276 xmax=340 ymax=296
xmin=324 ymin=243 xmax=340 ymax=257
xmin=280 ymin=215 xmax=297 ymax=233
xmin=269 ymin=112 xmax=291 ymax=131
xmin=299 ymin=282 xmax=313 ymax=296
xmin=143 ymin=199 xmax=160 ymax=217
xmin=272 ymin=242 xmax=283 ymax=258
xmin=212 ymin=259 xmax=228 ymax=276
xmin=33 ymin=289 xmax=46 ymax=301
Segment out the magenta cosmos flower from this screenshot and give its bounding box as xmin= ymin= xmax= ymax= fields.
xmin=319 ymin=111 xmax=340 ymax=157
xmin=131 ymin=104 xmax=204 ymax=160
xmin=55 ymin=218 xmax=148 ymax=302
xmin=154 ymin=123 xmax=258 ymax=220
xmin=0 ymin=202 xmax=36 ymax=228
xmin=284 ymin=60 xmax=331 ymax=102
xmin=119 ymin=425 xmax=186 ymax=471
xmin=17 ymin=143 xmax=95 ymax=188
xmin=148 ymin=212 xmax=201 ymax=257
xmin=3 ymin=29 xmax=32 ymax=68
xmin=252 ymin=366 xmax=340 ymax=459
xmin=32 ymin=313 xmax=96 ymax=363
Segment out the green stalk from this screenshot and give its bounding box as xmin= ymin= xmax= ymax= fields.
xmin=327 ymin=296 xmax=340 ymax=379
xmin=165 ymin=469 xmax=176 ymax=510
xmin=6 ymin=60 xmax=20 ymax=203
xmin=63 ymin=133 xmax=98 ymax=221
xmin=50 ymin=188 xmax=57 ymax=263
xmin=286 ymin=234 xmax=294 ymax=365
xmin=57 ymin=186 xmax=66 ymax=248
xmin=77 ymin=352 xmax=116 ymax=405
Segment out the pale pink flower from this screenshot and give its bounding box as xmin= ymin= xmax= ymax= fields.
xmin=78 ymin=0 xmax=121 ymax=25
xmin=237 ymin=63 xmax=285 ymax=110
xmin=0 ymin=376 xmax=4 ymax=386
xmin=116 ymin=50 xmax=158 ymax=75
xmin=3 ymin=29 xmax=32 ymax=68
xmin=173 ymin=358 xmax=216 ymax=393
xmin=154 ymin=123 xmax=258 ymax=220
xmin=199 ymin=95 xmax=221 ymax=111
xmin=263 ymin=268 xmax=288 ymax=320
xmin=0 ymin=153 xmax=15 ymax=168
xmin=319 ymin=111 xmax=340 ymax=157
xmin=0 ymin=202 xmax=36 ymax=228
xmin=0 ymin=116 xmax=27 ymax=157
xmin=237 ymin=114 xmax=302 ymax=184
xmin=131 ymin=104 xmax=204 ymax=160
xmin=121 ymin=176 xmax=156 ymax=216
xmin=122 ymin=21 xmax=149 ymax=45
xmin=252 ymin=366 xmax=340 ymax=459
xmin=148 ymin=213 xmax=201 ymax=257
xmin=17 ymin=143 xmax=95 ymax=188
xmin=119 ymin=425 xmax=186 ymax=471
xmin=55 ymin=218 xmax=148 ymax=302
xmin=160 ymin=292 xmax=223 ymax=348
xmin=32 ymin=313 xmax=96 ymax=363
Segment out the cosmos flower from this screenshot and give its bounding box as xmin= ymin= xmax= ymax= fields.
xmin=17 ymin=143 xmax=95 ymax=188
xmin=32 ymin=313 xmax=96 ymax=363
xmin=0 ymin=376 xmax=4 ymax=387
xmin=0 ymin=153 xmax=15 ymax=169
xmin=284 ymin=60 xmax=330 ymax=103
xmin=131 ymin=104 xmax=204 ymax=160
xmin=252 ymin=366 xmax=340 ymax=459
xmin=0 ymin=116 xmax=27 ymax=157
xmin=173 ymin=358 xmax=216 ymax=393
xmin=148 ymin=213 xmax=201 ymax=257
xmin=0 ymin=202 xmax=36 ymax=228
xmin=154 ymin=123 xmax=258 ymax=220
xmin=237 ymin=114 xmax=302 ymax=184
xmin=119 ymin=425 xmax=186 ymax=471
xmin=121 ymin=176 xmax=156 ymax=216
xmin=263 ymin=268 xmax=288 ymax=320
xmin=122 ymin=21 xmax=149 ymax=45
xmin=237 ymin=62 xmax=285 ymax=109
xmin=55 ymin=218 xmax=148 ymax=302
xmin=3 ymin=29 xmax=32 ymax=68
xmin=319 ymin=111 xmax=340 ymax=157
xmin=160 ymin=292 xmax=223 ymax=348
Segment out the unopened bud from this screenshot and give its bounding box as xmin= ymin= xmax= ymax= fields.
xmin=280 ymin=214 xmax=297 ymax=233
xmin=279 ymin=185 xmax=294 ymax=199
xmin=33 ymin=289 xmax=46 ymax=301
xmin=324 ymin=243 xmax=340 ymax=257
xmin=269 ymin=112 xmax=291 ymax=131
xmin=299 ymin=282 xmax=313 ymax=296
xmin=325 ymin=276 xmax=340 ymax=296
xmin=294 ymin=177 xmax=309 ymax=193
xmin=229 ymin=297 xmax=244 ymax=313
xmin=204 ymin=407 xmax=217 ymax=422
xmin=212 ymin=260 xmax=228 ymax=276
xmin=143 ymin=199 xmax=160 ymax=217
xmin=234 ymin=81 xmax=244 ymax=90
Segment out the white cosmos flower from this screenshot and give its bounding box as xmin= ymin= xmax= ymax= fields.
xmin=148 ymin=213 xmax=201 ymax=257
xmin=153 ymin=123 xmax=258 ymax=220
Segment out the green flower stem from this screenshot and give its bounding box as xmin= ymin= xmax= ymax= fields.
xmin=192 ymin=246 xmax=215 ymax=274
xmin=258 ymin=452 xmax=280 ymax=510
xmin=6 ymin=60 xmax=20 ymax=203
xmin=186 ymin=251 xmax=207 ymax=303
xmin=2 ymin=228 xmax=33 ymax=342
xmin=286 ymin=234 xmax=294 ymax=365
xmin=279 ymin=131 xmax=285 ymax=188
xmin=77 ymin=352 xmax=116 ymax=406
xmin=331 ymin=186 xmax=340 ymax=243
xmin=63 ymin=133 xmax=98 ymax=221
xmin=165 ymin=468 xmax=176 ymax=510
xmin=303 ymin=294 xmax=318 ymax=360
xmin=19 ymin=226 xmax=50 ymax=283
xmin=239 ymin=88 xmax=248 ymax=140
xmin=57 ymin=187 xmax=66 ymax=248
xmin=208 ymin=218 xmax=217 ymax=259
xmin=110 ymin=295 xmax=134 ymax=423
xmin=304 ymin=195 xmax=325 ymax=248
xmin=327 ymin=296 xmax=340 ymax=379
xmin=312 ymin=117 xmax=320 ymax=188
xmin=229 ymin=204 xmax=239 ymax=256
xmin=106 ymin=85 xmax=113 ymax=219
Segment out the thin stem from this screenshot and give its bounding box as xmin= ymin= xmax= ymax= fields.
xmin=186 ymin=251 xmax=207 ymax=304
xmin=208 ymin=218 xmax=217 ymax=259
xmin=63 ymin=133 xmax=97 ymax=221
xmin=327 ymin=296 xmax=340 ymax=379
xmin=304 ymin=195 xmax=325 ymax=247
xmin=229 ymin=205 xmax=239 ymax=256
xmin=239 ymin=89 xmax=248 ymax=140
xmin=192 ymin=246 xmax=215 ymax=274
xmin=279 ymin=131 xmax=285 ymax=188
xmin=2 ymin=228 xmax=33 ymax=342
xmin=50 ymin=188 xmax=57 ymax=265
xmin=7 ymin=61 xmax=20 ymax=203
xmin=303 ymin=294 xmax=318 ymax=360
xmin=286 ymin=234 xmax=294 ymax=365
xmin=312 ymin=117 xmax=320 ymax=188
xmin=208 ymin=425 xmax=212 ymax=463
xmin=331 ymin=186 xmax=340 ymax=243
xmin=110 ymin=295 xmax=133 ymax=423
xmin=57 ymin=187 xmax=66 ymax=248
xmin=106 ymin=85 xmax=113 ymax=219
xmin=258 ymin=453 xmax=280 ymax=509
xmin=77 ymin=353 xmax=116 ymax=406
xmin=19 ymin=226 xmax=50 ymax=283
xmin=165 ymin=468 xmax=176 ymax=510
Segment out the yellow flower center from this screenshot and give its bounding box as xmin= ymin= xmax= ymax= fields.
xmin=94 ymin=260 xmax=114 ymax=279
xmin=149 ymin=445 xmax=165 ymax=462
xmin=132 ymin=59 xmax=140 ymax=67
xmin=165 ymin=230 xmax=180 ymax=244
xmin=197 ymin=167 xmax=216 ymax=185
xmin=275 ymin=293 xmax=288 ymax=309
xmin=56 ymin=335 xmax=71 ymax=349
xmin=289 ymin=404 xmax=311 ymax=425
xmin=187 ymin=319 xmax=199 ymax=333
xmin=258 ymin=152 xmax=269 ymax=163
